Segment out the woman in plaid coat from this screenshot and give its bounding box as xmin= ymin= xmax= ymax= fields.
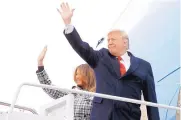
xmin=36 ymin=46 xmax=96 ymax=120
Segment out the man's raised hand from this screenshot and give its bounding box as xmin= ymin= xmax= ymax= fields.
xmin=57 ymin=2 xmax=75 ymax=25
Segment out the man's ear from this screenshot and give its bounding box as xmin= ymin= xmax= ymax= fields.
xmin=123 ymin=39 xmax=127 ymax=47
xmin=124 ymin=38 xmax=129 ymax=48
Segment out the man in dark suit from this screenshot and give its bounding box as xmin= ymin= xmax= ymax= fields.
xmin=57 ymin=2 xmax=160 ymax=120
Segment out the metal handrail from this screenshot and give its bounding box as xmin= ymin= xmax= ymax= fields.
xmin=8 ymin=82 xmax=181 ymax=115
xmin=0 ymin=101 xmax=38 ymax=114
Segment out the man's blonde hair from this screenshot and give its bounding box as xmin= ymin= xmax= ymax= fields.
xmin=108 ymin=29 xmax=129 ymax=49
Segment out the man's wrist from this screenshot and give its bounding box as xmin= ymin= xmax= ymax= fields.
xmin=64 ymin=19 xmax=71 ymax=25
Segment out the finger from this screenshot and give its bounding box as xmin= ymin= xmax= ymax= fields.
xmin=44 ymin=48 xmax=47 ymax=53
xmin=57 ymin=8 xmax=62 ymax=15
xmin=66 ymin=2 xmax=70 ymax=10
xmin=41 ymin=46 xmax=47 ymax=53
xmin=44 ymin=45 xmax=47 ymax=51
xmin=59 ymin=3 xmax=62 ymax=9
xmin=60 ymin=3 xmax=63 ymax=10
xmin=61 ymin=2 xmax=66 ymax=10
xmin=72 ymin=8 xmax=75 ymax=13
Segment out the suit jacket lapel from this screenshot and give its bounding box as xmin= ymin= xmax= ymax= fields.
xmin=123 ymin=52 xmax=140 ymax=77
xmin=110 ymin=55 xmax=121 ymax=78
xmin=101 ymin=53 xmax=121 ymax=79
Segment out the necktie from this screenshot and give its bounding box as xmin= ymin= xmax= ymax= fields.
xmin=117 ymin=56 xmax=126 ymax=76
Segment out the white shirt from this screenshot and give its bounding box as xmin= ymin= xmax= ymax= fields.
xmin=119 ymin=52 xmax=131 ymax=71
xmin=64 ymin=24 xmax=74 ymax=34
xmin=64 ymin=25 xmax=131 ymax=71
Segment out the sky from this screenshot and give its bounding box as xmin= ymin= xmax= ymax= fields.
xmin=0 ymin=0 xmax=180 ymax=119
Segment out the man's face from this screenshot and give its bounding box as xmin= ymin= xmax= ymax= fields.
xmin=107 ymin=31 xmax=127 ymax=56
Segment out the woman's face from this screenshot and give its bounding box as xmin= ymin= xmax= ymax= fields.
xmin=75 ymin=69 xmax=87 ymax=88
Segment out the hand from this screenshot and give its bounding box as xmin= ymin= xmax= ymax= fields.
xmin=37 ymin=46 xmax=47 ymax=66
xmin=57 ymin=2 xmax=75 ymax=25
